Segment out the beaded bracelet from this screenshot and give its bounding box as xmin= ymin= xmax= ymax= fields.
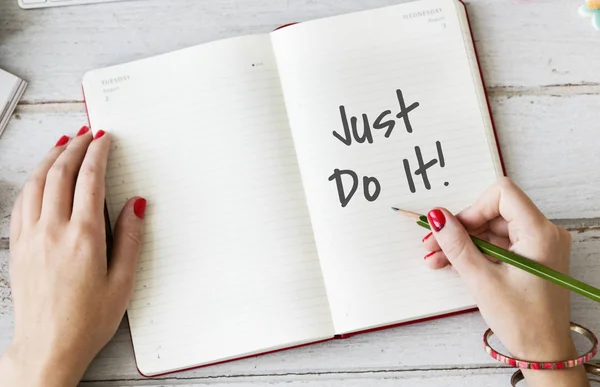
xmin=483 ymin=322 xmax=598 ymax=370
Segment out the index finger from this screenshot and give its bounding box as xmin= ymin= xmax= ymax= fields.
xmin=71 ymin=130 xmax=110 ymax=223
xmin=457 ymin=177 xmax=548 ymax=232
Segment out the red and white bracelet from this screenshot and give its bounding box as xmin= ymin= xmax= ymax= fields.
xmin=510 ymin=363 xmax=600 ymax=386
xmin=483 ymin=322 xmax=598 ymax=370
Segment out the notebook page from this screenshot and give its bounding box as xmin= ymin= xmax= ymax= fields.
xmin=82 ymin=35 xmax=334 ymax=375
xmin=271 ymin=0 xmax=502 ymax=335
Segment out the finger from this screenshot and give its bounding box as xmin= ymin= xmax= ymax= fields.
xmin=423 ymin=250 xmax=451 ymax=270
xmin=41 ymin=126 xmax=93 ymax=221
xmin=427 ymin=207 xmax=499 ymax=284
xmin=489 ymin=217 xmax=509 ymax=238
xmin=424 ymin=227 xmax=510 ymax=260
xmin=72 ymin=130 xmax=109 ymax=223
xmin=475 ymin=231 xmax=511 ymax=251
xmin=108 ymin=197 xmax=147 ymax=308
xmin=21 ymin=135 xmax=70 ymax=227
xmin=9 ymin=192 xmax=23 ymax=246
xmin=458 ymin=177 xmax=548 ymax=232
xmin=422 ymin=231 xmax=441 ymax=252
xmin=432 ymin=249 xmax=501 ymax=266
xmin=474 ymin=231 xmax=511 ymax=264
xmin=424 ymin=215 xmax=510 ymax=249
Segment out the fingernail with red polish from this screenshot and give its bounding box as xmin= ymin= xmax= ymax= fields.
xmin=422 ymin=232 xmax=433 ymax=242
xmin=133 ymin=198 xmax=147 ymax=219
xmin=55 ymin=135 xmax=69 ymax=147
xmin=93 ymin=130 xmax=106 ymax=140
xmin=427 ymin=209 xmax=446 ymax=232
xmin=424 ymin=251 xmax=436 ymax=260
xmin=76 ymin=126 xmax=90 ymax=136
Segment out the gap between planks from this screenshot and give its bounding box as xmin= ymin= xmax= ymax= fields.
xmin=78 ymin=366 xmax=513 ymax=385
xmin=486 ymin=82 xmax=600 ymax=98
xmin=1 ymin=218 xmax=600 ymax=251
xmin=13 ymin=82 xmax=600 ymax=112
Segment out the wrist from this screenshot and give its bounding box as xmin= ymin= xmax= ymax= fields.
xmin=0 ymin=341 xmax=86 ymax=387
xmin=523 ymin=366 xmax=590 ymax=387
xmin=512 ymin=336 xmax=591 ymax=387
xmin=510 ymin=331 xmax=578 ymax=362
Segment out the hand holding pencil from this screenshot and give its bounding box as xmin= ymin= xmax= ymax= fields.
xmin=407 ymin=178 xmax=590 ymax=386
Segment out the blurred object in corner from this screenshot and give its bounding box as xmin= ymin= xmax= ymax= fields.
xmin=0 ymin=69 xmax=27 ymax=138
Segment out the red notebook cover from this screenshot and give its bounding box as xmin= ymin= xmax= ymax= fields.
xmin=82 ymin=0 xmax=506 ymax=377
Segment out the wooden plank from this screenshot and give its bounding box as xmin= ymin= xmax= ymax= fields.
xmin=491 ymin=94 xmax=600 ymax=219
xmin=1 ymin=229 xmax=599 ymax=382
xmin=0 ymin=0 xmax=599 ymax=104
xmin=78 ymin=369 xmax=515 ymax=387
xmin=0 ymin=249 xmax=10 ymax=317
xmin=2 ymin=92 xmax=600 ymax=241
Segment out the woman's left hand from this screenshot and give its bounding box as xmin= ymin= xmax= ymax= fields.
xmin=0 ymin=126 xmax=146 ymax=387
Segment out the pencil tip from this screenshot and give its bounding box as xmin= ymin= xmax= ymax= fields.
xmin=391 ymin=207 xmax=400 ymax=212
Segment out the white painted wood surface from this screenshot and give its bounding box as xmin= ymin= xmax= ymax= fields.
xmin=77 ymin=369 xmax=517 ymax=387
xmin=0 ymin=0 xmax=599 ymax=386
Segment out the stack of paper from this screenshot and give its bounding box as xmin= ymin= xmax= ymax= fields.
xmin=0 ymin=68 xmax=27 ymax=137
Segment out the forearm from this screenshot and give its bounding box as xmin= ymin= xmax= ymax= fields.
xmin=0 ymin=343 xmax=85 ymax=387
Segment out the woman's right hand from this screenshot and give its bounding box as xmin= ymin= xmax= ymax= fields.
xmin=422 ymin=177 xmax=589 ymax=387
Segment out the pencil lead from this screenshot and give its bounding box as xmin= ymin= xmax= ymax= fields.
xmin=391 ymin=207 xmax=400 ymax=212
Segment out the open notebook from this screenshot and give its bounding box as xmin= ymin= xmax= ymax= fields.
xmin=82 ymin=0 xmax=503 ymax=377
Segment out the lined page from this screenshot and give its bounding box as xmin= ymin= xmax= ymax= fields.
xmin=83 ymin=35 xmax=334 ymax=375
xmin=272 ymin=0 xmax=502 ymax=334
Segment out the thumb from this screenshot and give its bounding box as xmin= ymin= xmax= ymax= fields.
xmin=108 ymin=196 xmax=147 ymax=300
xmin=427 ymin=208 xmax=497 ymax=283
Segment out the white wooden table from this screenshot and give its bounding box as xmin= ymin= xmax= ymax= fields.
xmin=1 ymin=1 xmax=599 ymax=386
